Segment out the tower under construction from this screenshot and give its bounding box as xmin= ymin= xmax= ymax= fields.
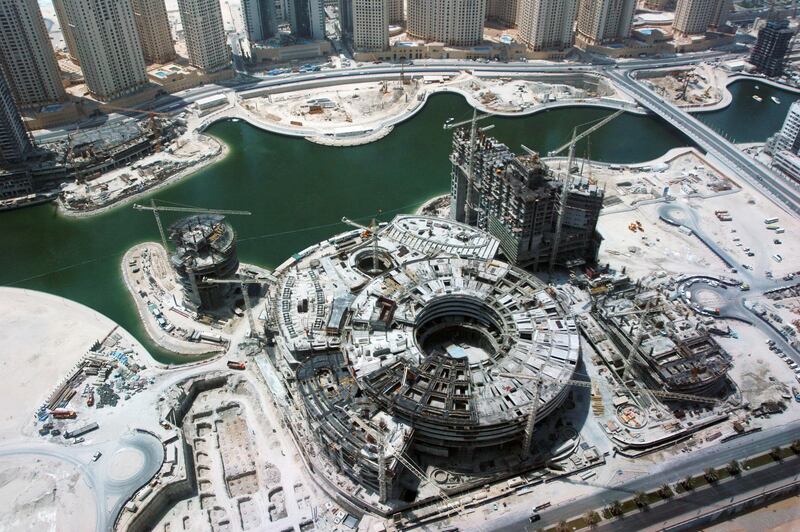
xmin=169 ymin=214 xmax=239 ymax=312
xmin=450 ymin=129 xmax=604 ymax=270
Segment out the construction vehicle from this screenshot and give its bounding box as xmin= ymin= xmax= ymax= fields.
xmin=227 ymin=360 xmax=246 ymax=370
xmin=132 ymin=199 xmax=251 ymax=254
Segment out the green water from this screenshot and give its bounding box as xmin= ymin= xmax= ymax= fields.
xmin=0 ymin=89 xmax=778 ymax=363
xmin=697 ymin=79 xmax=800 ymax=142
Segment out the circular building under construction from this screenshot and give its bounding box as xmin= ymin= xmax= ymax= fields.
xmin=272 ymin=215 xmax=580 ymax=504
xmin=169 ymin=214 xmax=239 ymax=312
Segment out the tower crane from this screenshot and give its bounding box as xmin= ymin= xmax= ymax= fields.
xmin=443 ymin=110 xmax=496 ymax=224
xmin=204 ymin=272 xmax=278 ymax=338
xmin=522 ymin=109 xmax=624 ymax=273
xmin=342 ymin=212 xmax=383 ymax=275
xmin=132 ymin=199 xmax=251 ymax=253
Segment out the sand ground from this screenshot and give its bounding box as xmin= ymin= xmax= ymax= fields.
xmin=0 ymin=288 xmax=150 ymax=442
xmin=0 ymin=455 xmax=96 ymax=532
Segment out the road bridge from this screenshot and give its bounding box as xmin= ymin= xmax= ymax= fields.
xmin=607 ymin=68 xmax=800 ymax=216
xmin=33 ymin=51 xmax=738 ymax=142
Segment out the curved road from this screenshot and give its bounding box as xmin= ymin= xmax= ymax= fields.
xmin=608 ymin=68 xmax=800 ymax=216
xmin=658 ymin=201 xmax=799 ymax=363
xmin=33 ymin=50 xmax=739 ymax=143
xmin=0 ymin=430 xmax=163 ymax=532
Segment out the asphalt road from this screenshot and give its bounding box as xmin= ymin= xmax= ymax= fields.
xmin=0 ymin=430 xmax=163 ymax=532
xmin=491 ymin=418 xmax=800 ymax=530
xmin=607 ymin=69 xmax=800 ymax=215
xmin=592 ymin=456 xmax=800 ymax=532
xmin=25 ymin=47 xmax=800 ymax=530
xmin=655 ymin=200 xmax=800 ymax=365
xmin=32 ymin=50 xmax=739 ymax=143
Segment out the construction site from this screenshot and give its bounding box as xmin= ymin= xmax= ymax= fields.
xmin=121 ymin=203 xmax=279 ymax=356
xmin=236 ymin=71 xmax=629 ymax=145
xmin=641 ymin=63 xmax=728 ymax=108
xmin=240 ymin=79 xmax=421 ymax=131
xmin=1 ymin=109 xmax=187 ymax=206
xmin=108 ymin=112 xmax=800 ymax=529
xmin=269 ymin=215 xmax=604 ymax=517
xmin=449 ymin=110 xmax=620 ymax=271
xmin=250 ymin=212 xmax=799 ymax=527
xmin=9 ymin=193 xmax=800 ymax=532
xmin=59 ymin=129 xmax=222 ymax=215
xmin=6 ymin=84 xmax=800 ymax=531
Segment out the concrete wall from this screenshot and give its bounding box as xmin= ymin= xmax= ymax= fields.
xmin=121 ymin=436 xmax=197 ymax=532
xmin=120 ymin=374 xmax=230 ymax=531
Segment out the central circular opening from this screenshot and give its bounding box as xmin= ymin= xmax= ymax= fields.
xmin=414 ymin=296 xmax=503 ymax=365
xmin=353 ymin=249 xmax=394 ymax=277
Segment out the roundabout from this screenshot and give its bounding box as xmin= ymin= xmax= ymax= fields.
xmin=106 ymin=447 xmax=146 ymax=483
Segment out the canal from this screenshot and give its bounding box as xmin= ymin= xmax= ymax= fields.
xmin=1 ymin=81 xmax=797 ymax=363
xmin=696 ymin=79 xmax=800 ymax=142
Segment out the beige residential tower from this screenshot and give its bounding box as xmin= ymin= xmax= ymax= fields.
xmin=0 ymin=0 xmax=67 ymax=108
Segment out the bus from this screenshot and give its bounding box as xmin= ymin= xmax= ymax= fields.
xmin=764 ymin=217 xmax=779 ymax=224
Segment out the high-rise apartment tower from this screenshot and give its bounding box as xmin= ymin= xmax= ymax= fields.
xmin=242 ymin=0 xmax=278 ymax=42
xmin=388 ymin=0 xmax=404 ymax=24
xmin=352 ymin=0 xmax=389 ymax=52
xmin=672 ymin=0 xmax=731 ymax=37
xmin=53 ymin=0 xmax=80 ymax=61
xmin=750 ymin=17 xmax=794 ymax=78
xmin=576 ymin=0 xmax=636 ymax=46
xmin=406 ymin=0 xmax=487 ymax=46
xmin=486 ymin=0 xmax=517 ymax=27
xmin=62 ymin=0 xmax=149 ymax=101
xmin=0 ymin=0 xmax=67 ymax=108
xmin=517 ymin=0 xmax=578 ymax=51
xmin=131 ymin=0 xmax=176 ymax=64
xmin=288 ymin=0 xmax=326 ymax=40
xmin=0 ymin=69 xmax=32 ymax=165
xmin=178 ymin=0 xmax=231 ymax=72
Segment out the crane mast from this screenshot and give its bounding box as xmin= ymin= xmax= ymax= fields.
xmin=338 ymin=408 xmax=469 ymax=519
xmin=527 ymin=109 xmax=624 ymax=273
xmin=204 ymin=273 xmax=278 ymax=338
xmin=342 ymin=214 xmax=382 ymax=275
xmin=133 ymin=199 xmax=251 ymax=253
xmin=444 ymin=110 xmax=495 ymax=225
